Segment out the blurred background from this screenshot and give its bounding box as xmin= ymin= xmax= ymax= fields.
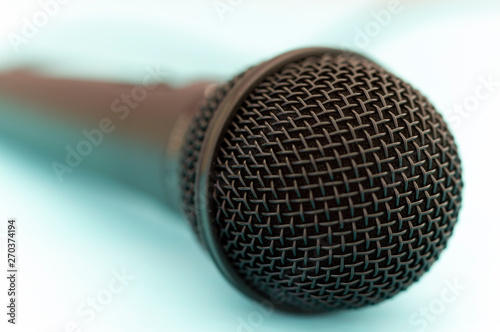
xmin=0 ymin=0 xmax=498 ymax=331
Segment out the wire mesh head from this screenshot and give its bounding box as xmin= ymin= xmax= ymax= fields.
xmin=181 ymin=49 xmax=463 ymax=312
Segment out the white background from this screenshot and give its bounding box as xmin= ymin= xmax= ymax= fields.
xmin=0 ymin=1 xmax=499 ymax=331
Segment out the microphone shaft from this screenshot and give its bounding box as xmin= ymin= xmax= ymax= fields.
xmin=0 ymin=70 xmax=210 ymax=211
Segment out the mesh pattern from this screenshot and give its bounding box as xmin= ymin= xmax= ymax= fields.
xmin=212 ymin=53 xmax=463 ymax=311
xmin=180 ymin=75 xmax=244 ymax=242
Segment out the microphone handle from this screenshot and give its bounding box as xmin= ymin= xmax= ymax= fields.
xmin=0 ymin=70 xmax=211 ymax=212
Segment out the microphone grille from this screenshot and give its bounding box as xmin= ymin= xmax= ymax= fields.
xmin=210 ymin=52 xmax=462 ymax=310
xmin=181 ymin=72 xmax=247 ymax=243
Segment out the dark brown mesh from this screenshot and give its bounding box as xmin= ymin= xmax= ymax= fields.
xmin=181 ymin=82 xmax=231 ymax=242
xmin=210 ymin=53 xmax=463 ymax=311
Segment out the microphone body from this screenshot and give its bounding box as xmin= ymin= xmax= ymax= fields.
xmin=0 ymin=72 xmax=210 ymax=211
xmin=0 ymin=48 xmax=463 ymax=312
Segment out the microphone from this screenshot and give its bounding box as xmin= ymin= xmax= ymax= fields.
xmin=0 ymin=48 xmax=463 ymax=312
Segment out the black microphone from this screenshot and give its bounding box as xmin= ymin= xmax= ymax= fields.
xmin=0 ymin=48 xmax=463 ymax=312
